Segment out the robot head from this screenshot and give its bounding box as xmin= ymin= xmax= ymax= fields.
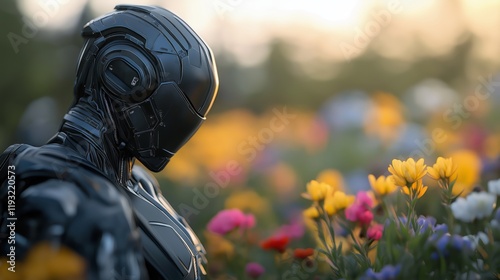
xmin=74 ymin=5 xmax=218 ymax=172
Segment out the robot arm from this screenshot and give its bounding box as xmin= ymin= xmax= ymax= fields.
xmin=1 ymin=179 xmax=145 ymax=279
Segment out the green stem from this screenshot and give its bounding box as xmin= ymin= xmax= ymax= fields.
xmin=380 ymin=196 xmax=391 ymax=220
xmin=348 ymin=227 xmax=370 ymax=267
xmin=315 ymin=204 xmax=341 ymax=276
xmin=406 ymin=195 xmax=413 ymax=228
xmin=316 ymin=217 xmax=331 ymax=256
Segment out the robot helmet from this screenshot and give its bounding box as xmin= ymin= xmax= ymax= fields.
xmin=73 ymin=5 xmax=219 ymax=172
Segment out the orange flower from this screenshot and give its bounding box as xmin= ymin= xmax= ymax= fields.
xmin=293 ymin=248 xmax=315 ymax=259
xmin=261 ymin=235 xmax=290 ymax=253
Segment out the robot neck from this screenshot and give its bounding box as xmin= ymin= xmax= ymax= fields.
xmin=57 ymin=96 xmax=133 ymax=186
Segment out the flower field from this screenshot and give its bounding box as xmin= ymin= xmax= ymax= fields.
xmin=156 ymin=86 xmax=500 ymax=279
xmin=0 ymin=1 xmax=499 ymax=279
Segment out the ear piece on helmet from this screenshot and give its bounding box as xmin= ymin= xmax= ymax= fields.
xmin=97 ymin=42 xmax=158 ymax=103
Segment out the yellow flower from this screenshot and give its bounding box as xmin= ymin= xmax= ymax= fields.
xmin=388 ymin=158 xmax=427 ymax=187
xmin=303 ymin=206 xmax=320 ymax=219
xmin=304 ymin=180 xmax=332 ymax=201
xmin=225 ymin=190 xmax=270 ymax=215
xmin=447 ymin=150 xmax=481 ymax=196
xmin=267 ymin=162 xmax=298 ymax=196
xmin=427 ymin=157 xmax=458 ymax=182
xmin=400 ymin=180 xmax=428 ymax=198
xmin=204 ymin=231 xmax=235 ymax=258
xmin=316 ymin=169 xmax=344 ymax=193
xmin=364 ymin=92 xmax=405 ymax=143
xmin=21 ymin=242 xmax=86 ymax=280
xmin=368 ymin=174 xmax=398 ymax=196
xmin=323 ymin=191 xmax=355 ymax=215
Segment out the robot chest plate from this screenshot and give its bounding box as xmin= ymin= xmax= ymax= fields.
xmin=126 ymin=183 xmax=203 ymax=280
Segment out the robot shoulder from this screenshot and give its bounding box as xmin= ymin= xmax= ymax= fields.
xmin=18 ymin=178 xmax=84 ymax=222
xmin=2 ymin=144 xmax=125 ymax=205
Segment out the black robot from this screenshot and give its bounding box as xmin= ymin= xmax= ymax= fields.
xmin=0 ymin=4 xmax=218 ymax=279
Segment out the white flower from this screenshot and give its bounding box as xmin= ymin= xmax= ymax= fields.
xmin=467 ymin=192 xmax=496 ymax=220
xmin=492 ymin=220 xmax=500 ymax=228
xmin=463 ymin=232 xmax=489 ymax=250
xmin=488 ymin=179 xmax=500 ymax=195
xmin=477 ymin=232 xmax=489 ymax=245
xmin=457 ymin=271 xmax=481 ymax=280
xmin=451 ymin=192 xmax=496 ymax=222
xmin=451 ymin=197 xmax=475 ymax=222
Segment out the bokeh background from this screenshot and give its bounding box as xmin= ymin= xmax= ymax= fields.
xmin=1 ymin=0 xmax=500 ymax=277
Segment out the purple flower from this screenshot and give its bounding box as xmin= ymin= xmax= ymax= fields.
xmin=450 ymin=235 xmax=466 ymax=250
xmin=245 ymin=262 xmax=265 ymax=278
xmin=391 ymin=215 xmax=445 ymax=236
xmin=379 ymin=265 xmax=401 ymax=279
xmin=436 ymin=234 xmax=451 ymax=254
xmin=335 ymin=223 xmax=350 ymax=237
xmin=363 ymin=268 xmax=378 ymax=279
xmin=433 ymin=223 xmax=448 ymax=234
xmin=361 ymin=265 xmax=401 ymax=280
xmin=417 ymin=216 xmax=436 ymax=233
xmin=430 ymin=233 xmax=473 ymax=259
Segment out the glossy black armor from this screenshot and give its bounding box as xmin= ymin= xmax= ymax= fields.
xmin=75 ymin=4 xmax=218 ymax=172
xmin=0 ymin=4 xmax=218 ymax=279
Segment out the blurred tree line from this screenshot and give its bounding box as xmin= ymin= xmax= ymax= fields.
xmin=0 ymin=1 xmax=494 ymax=150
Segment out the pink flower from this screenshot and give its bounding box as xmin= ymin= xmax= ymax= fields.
xmin=274 ymin=219 xmax=305 ymax=240
xmin=357 ymin=210 xmax=374 ymax=225
xmin=207 ymin=209 xmax=256 ymax=235
xmin=345 ymin=191 xmax=374 ymax=225
xmin=243 ymin=213 xmax=256 ymax=229
xmin=245 ymin=262 xmax=265 ymax=278
xmin=356 ymin=191 xmax=374 ymax=208
xmin=367 ymin=223 xmax=384 ymax=240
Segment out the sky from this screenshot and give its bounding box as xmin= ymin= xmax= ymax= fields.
xmin=15 ymin=0 xmax=500 ymax=69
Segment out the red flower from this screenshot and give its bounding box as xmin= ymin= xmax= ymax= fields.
xmin=293 ymin=248 xmax=315 ymax=259
xmin=261 ymin=235 xmax=289 ymax=253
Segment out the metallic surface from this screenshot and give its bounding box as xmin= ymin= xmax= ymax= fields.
xmin=0 ymin=4 xmax=218 ymax=279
